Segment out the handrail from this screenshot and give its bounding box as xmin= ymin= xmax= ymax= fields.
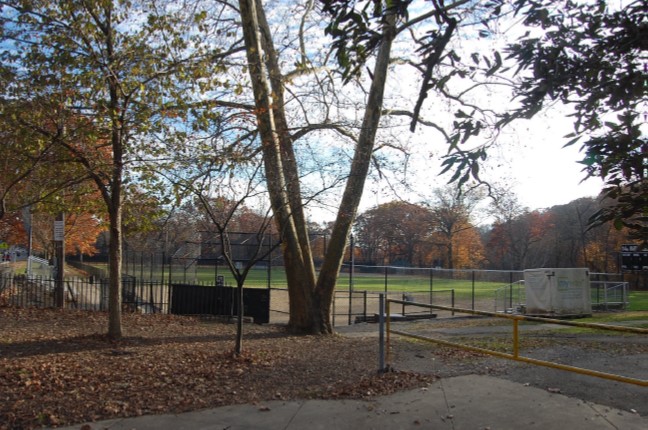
xmin=381 ymin=298 xmax=648 ymax=387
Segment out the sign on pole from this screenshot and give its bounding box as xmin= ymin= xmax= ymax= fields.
xmin=54 ymin=220 xmax=65 ymax=242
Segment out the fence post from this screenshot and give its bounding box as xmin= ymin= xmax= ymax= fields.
xmin=509 ymin=271 xmax=514 ymax=309
xmin=378 ymin=293 xmax=385 ymax=372
xmin=161 ymin=251 xmax=166 ymax=285
xmin=471 ymin=270 xmax=475 ymax=310
xmin=596 ymin=276 xmax=601 ymax=307
xmin=451 ymin=289 xmax=455 ymax=316
xmin=267 ymin=234 xmax=272 ymax=289
xmin=429 ymin=268 xmax=434 ymax=314
xmin=348 ymin=291 xmax=352 ymax=325
xmin=167 ymin=254 xmax=173 ymax=314
xmin=363 ymin=290 xmax=367 ymax=321
xmin=150 ymin=252 xmax=154 ymax=281
xmin=169 ymin=253 xmax=173 ymax=284
xmin=332 ymin=291 xmax=336 ymax=327
xmin=384 ymin=266 xmax=388 ymax=293
xmin=349 ymin=235 xmax=354 ymax=325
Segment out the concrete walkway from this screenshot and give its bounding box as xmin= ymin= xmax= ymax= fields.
xmin=54 ymin=374 xmax=646 ymax=430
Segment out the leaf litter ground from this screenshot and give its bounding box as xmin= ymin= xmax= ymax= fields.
xmin=0 ymin=308 xmax=434 ymax=429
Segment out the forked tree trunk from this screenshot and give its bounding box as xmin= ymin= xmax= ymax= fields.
xmin=238 ymin=0 xmax=317 ymax=332
xmin=238 ymin=0 xmax=396 ymax=334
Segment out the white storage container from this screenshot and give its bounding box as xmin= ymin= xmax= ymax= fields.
xmin=524 ymin=268 xmax=592 ymax=317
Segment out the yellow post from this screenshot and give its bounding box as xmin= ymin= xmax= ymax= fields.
xmin=513 ymin=319 xmax=519 ymax=358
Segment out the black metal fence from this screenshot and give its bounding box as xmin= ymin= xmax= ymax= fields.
xmin=0 ymin=273 xmax=269 ymax=323
xmin=1 ymin=268 xmax=638 ymax=328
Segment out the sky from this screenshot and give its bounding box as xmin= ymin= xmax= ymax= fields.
xmin=499 ymin=127 xmax=603 ymax=211
xmin=339 ymin=2 xmax=610 ymax=223
xmin=481 ymin=108 xmax=604 ymax=211
xmin=304 ymin=99 xmax=605 ymax=226
xmin=338 ymin=102 xmax=607 ymax=228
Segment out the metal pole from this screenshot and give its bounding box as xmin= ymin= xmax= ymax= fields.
xmin=168 ymin=252 xmax=173 ymax=283
xmin=378 ymin=293 xmax=385 ymax=372
xmin=509 ymin=271 xmax=514 ymax=309
xmin=267 ymin=234 xmax=271 ymax=289
xmin=429 ymin=268 xmax=434 ymax=314
xmin=386 ymin=299 xmax=392 ymax=368
xmin=349 ymin=234 xmax=354 ymax=325
xmin=451 ymin=290 xmax=455 ymax=316
xmin=161 ymin=251 xmax=166 ymax=285
xmin=167 ymin=253 xmax=172 ymax=314
xmin=384 ymin=266 xmax=388 ymax=294
xmin=596 ymin=278 xmax=601 ymax=307
xmin=26 ymin=207 xmax=33 ymax=276
xmin=471 ymin=270 xmax=475 ymax=310
xmin=363 ymin=290 xmax=367 ymax=321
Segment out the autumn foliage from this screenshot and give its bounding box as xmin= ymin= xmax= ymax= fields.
xmin=353 ymin=196 xmax=630 ymax=272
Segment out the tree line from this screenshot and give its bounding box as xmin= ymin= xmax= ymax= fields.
xmin=84 ymin=188 xmax=628 ymax=275
xmin=351 ymin=192 xmax=627 ymax=273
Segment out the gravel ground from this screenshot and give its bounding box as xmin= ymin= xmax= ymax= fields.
xmin=337 ymin=315 xmax=648 ymax=416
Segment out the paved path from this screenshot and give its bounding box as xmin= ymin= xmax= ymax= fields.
xmin=54 ymin=374 xmax=646 ymax=430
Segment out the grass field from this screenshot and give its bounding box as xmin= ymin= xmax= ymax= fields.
xmin=187 ymin=266 xmax=509 ymax=301
xmin=81 ymin=262 xmax=648 ymax=311
xmin=628 ymin=291 xmax=648 ymax=311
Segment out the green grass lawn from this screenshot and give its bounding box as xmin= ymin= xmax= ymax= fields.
xmin=577 ymin=311 xmax=648 ymax=325
xmin=85 ymin=262 xmax=648 ymax=311
xmin=628 ymin=291 xmax=648 ymax=311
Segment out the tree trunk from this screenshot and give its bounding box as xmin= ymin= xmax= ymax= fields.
xmin=106 ymin=8 xmax=124 ymax=339
xmin=313 ymin=13 xmax=397 ymax=333
xmin=235 ymin=278 xmax=243 ymax=355
xmin=106 ymin=90 xmax=124 ymax=338
xmin=107 ymin=198 xmax=123 ymax=339
xmin=238 ymin=0 xmax=396 ymax=334
xmin=238 ymin=0 xmax=316 ymax=332
xmin=253 ymin=1 xmax=319 ymax=330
